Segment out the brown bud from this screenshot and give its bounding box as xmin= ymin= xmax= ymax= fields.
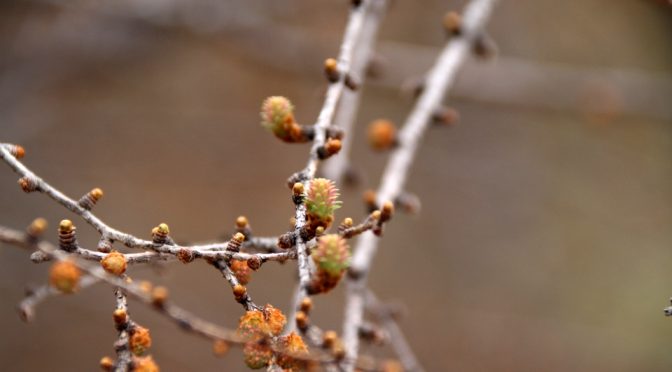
xmin=381 ymin=201 xmax=394 ymax=222
xmin=325 ymin=138 xmax=342 ymax=155
xmin=295 ymin=310 xmax=309 ymax=330
xmin=324 ymin=58 xmax=340 ymax=82
xmin=49 ymin=260 xmax=81 ymax=294
xmin=234 ymin=232 xmax=245 ymax=243
xmin=443 ymin=11 xmax=462 ymax=36
xmin=79 ymin=187 xmax=104 ymax=210
xmin=247 ymin=256 xmax=262 ymax=271
xmin=18 ymin=177 xmax=37 ymax=193
xmin=99 ymin=356 xmax=114 ymax=371
xmin=151 ymin=286 xmax=168 ymax=307
xmin=344 ymin=74 xmax=359 ymax=91
xmin=9 ymin=144 xmax=25 ymax=159
xmin=152 ymin=223 xmax=170 ymax=244
xmin=213 ymin=340 xmax=229 ymax=357
xmin=300 ymin=297 xmax=313 ymax=314
xmin=236 ymin=216 xmax=249 ymax=229
xmin=432 ymin=106 xmax=460 ymax=126
xmin=367 ymin=120 xmax=397 ymax=151
xmin=113 ymin=308 xmax=128 ymax=325
xmin=26 ymin=218 xmax=48 ymax=237
xmin=371 ymin=210 xmax=382 ymax=221
xmin=315 ymin=226 xmax=325 ymax=236
xmin=323 ymin=330 xmax=338 ymax=349
xmin=138 ymin=281 xmax=153 ymax=294
xmin=177 ymin=248 xmax=195 ymax=264
xmin=58 ymin=219 xmax=77 ymax=251
xmin=233 ymin=284 xmax=247 ymax=300
xmin=130 ymin=326 xmax=152 ymax=355
xmin=293 ymin=182 xmax=304 ymax=196
xmin=101 ymin=251 xmax=127 ymax=276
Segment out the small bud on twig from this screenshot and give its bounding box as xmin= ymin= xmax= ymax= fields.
xmin=151 ymin=286 xmax=168 ymax=308
xmin=212 ymin=340 xmax=229 ymax=357
xmin=49 ymin=260 xmax=81 ymax=294
xmin=324 ymin=58 xmax=340 ymax=83
xmin=99 ymin=356 xmax=114 ymax=371
xmin=18 ymin=176 xmax=37 ymax=193
xmin=432 ymin=106 xmax=460 ymax=126
xmin=113 ymin=308 xmax=128 ymax=325
xmin=233 ymin=284 xmax=247 ymax=302
xmin=295 ymin=310 xmax=309 ymax=331
xmin=443 ymin=11 xmax=462 ymax=36
xmin=7 ymin=144 xmax=25 ymax=159
xmin=151 ymin=223 xmax=170 ymax=245
xmin=78 ymin=187 xmax=104 ymax=210
xmin=58 ymin=219 xmax=77 ymax=252
xmin=101 ymin=250 xmax=127 ymax=276
xmin=26 ymin=218 xmax=47 ymax=238
xmin=299 ymin=297 xmax=313 ymax=314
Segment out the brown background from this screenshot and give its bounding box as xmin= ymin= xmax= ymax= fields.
xmin=0 ymin=0 xmax=671 ymax=371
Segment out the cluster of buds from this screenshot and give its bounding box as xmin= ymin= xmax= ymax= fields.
xmin=367 ymin=119 xmax=397 ymax=151
xmin=132 ymin=355 xmax=159 ymax=372
xmin=237 ymin=305 xmax=290 ymax=369
xmin=78 ymin=187 xmax=104 ymax=210
xmin=58 ymin=219 xmax=77 ymax=252
xmin=276 ymin=331 xmax=309 ymax=370
xmin=130 ymin=326 xmax=152 ymax=355
xmin=101 ymin=250 xmax=127 ymax=276
xmin=304 ymin=178 xmax=341 ymax=233
xmin=151 ymin=223 xmax=170 ymax=245
xmin=261 ymin=96 xmax=311 ymax=143
xmin=308 ymin=234 xmax=350 ymax=294
xmin=49 ymin=260 xmax=81 ymax=294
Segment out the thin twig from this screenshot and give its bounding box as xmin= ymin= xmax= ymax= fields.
xmin=341 ymin=0 xmax=499 ymax=370
xmin=18 ymin=274 xmax=100 ymax=322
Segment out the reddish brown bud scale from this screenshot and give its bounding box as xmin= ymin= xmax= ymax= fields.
xmin=79 ymin=187 xmax=104 ymax=210
xmin=58 ymin=219 xmax=77 ymax=252
xmin=293 ymin=182 xmax=304 ymax=196
xmin=381 ymin=201 xmax=394 ymax=222
xmin=325 ymin=138 xmax=342 ymax=155
xmin=18 ymin=177 xmax=37 ymax=193
xmin=177 ymin=248 xmax=195 ymax=264
xmin=10 ymin=144 xmax=26 ymax=159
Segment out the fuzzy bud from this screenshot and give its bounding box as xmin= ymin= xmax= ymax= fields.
xmin=130 ymin=326 xmax=152 ymax=355
xmin=49 ymin=260 xmax=81 ymax=294
xmin=368 ymin=119 xmax=397 ymax=151
xmin=309 ymin=235 xmax=350 ymax=294
xmin=243 ymin=340 xmax=272 ymax=369
xmin=305 ymin=178 xmax=341 ymax=230
xmin=101 ymin=251 xmax=127 ymax=276
xmin=230 ymin=260 xmax=252 ymax=285
xmin=263 ymin=304 xmax=286 ymax=336
xmin=132 ymin=355 xmax=159 ymax=372
xmin=261 ymin=96 xmax=302 ymax=142
xmin=277 ymin=332 xmax=309 ymax=370
xmin=237 ymin=310 xmax=271 ymax=339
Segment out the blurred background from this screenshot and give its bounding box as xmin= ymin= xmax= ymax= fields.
xmin=1 ymin=0 xmax=671 ymax=371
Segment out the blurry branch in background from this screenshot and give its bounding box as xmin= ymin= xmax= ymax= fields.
xmin=341 ymin=0 xmax=498 ymax=370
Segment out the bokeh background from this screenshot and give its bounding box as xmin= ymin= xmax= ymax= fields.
xmin=1 ymin=0 xmax=671 ymax=371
